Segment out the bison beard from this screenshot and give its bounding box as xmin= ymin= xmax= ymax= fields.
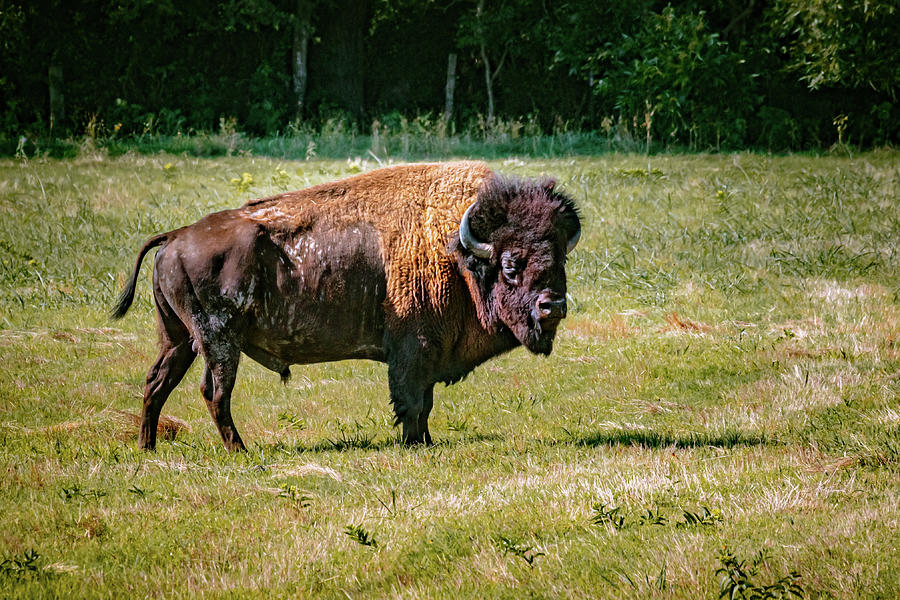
xmin=113 ymin=162 xmax=580 ymax=451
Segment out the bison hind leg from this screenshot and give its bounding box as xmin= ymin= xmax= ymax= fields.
xmin=140 ymin=341 xmax=196 ymax=450
xmin=139 ymin=299 xmax=197 ymax=450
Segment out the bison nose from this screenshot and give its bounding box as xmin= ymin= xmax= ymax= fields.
xmin=536 ymin=292 xmax=567 ymax=320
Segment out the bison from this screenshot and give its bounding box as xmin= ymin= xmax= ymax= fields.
xmin=113 ymin=161 xmax=581 ymax=450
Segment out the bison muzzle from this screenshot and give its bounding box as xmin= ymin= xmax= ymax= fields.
xmin=113 ymin=161 xmax=581 ymax=450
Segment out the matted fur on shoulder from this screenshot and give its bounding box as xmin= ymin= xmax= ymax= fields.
xmin=242 ymin=161 xmax=494 ymax=321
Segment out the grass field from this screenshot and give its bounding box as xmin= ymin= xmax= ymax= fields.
xmin=1 ymin=149 xmax=898 ymax=598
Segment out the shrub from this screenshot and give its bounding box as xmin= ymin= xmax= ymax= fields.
xmin=590 ymin=7 xmax=759 ymax=150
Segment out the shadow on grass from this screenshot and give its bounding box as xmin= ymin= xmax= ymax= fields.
xmin=268 ymin=434 xmax=397 ymax=454
xmin=562 ymin=427 xmax=772 ymax=449
xmin=252 ymin=428 xmax=768 ymax=455
xmin=256 ymin=430 xmax=506 ymax=455
xmin=305 ymin=435 xmax=395 ymax=453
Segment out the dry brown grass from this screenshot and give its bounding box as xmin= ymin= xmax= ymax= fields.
xmin=564 ymin=313 xmax=640 ymax=340
xmin=660 ymin=312 xmax=714 ymax=335
xmin=110 ymin=409 xmax=191 ymax=441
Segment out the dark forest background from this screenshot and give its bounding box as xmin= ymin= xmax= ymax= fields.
xmin=1 ymin=0 xmax=898 ymax=153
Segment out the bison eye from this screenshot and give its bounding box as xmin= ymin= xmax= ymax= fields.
xmin=501 ymin=253 xmax=522 ymax=285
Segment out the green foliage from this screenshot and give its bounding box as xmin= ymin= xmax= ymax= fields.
xmin=277 ymin=484 xmax=311 ymax=507
xmin=638 ymin=507 xmax=668 ymax=526
xmin=229 ymin=172 xmax=255 ymax=194
xmin=127 ymin=484 xmax=148 ymax=498
xmin=717 ymin=548 xmax=804 ymax=599
xmin=591 ymin=504 xmax=724 ymax=530
xmin=58 ymin=484 xmax=106 ymax=502
xmin=679 ymin=506 xmax=724 ymax=528
xmin=590 ymin=503 xmax=627 ymax=530
xmin=767 ymin=0 xmax=900 ymax=146
xmin=0 ymin=0 xmax=897 ymax=149
xmin=592 ymin=6 xmax=757 ymax=149
xmin=455 ymin=0 xmax=523 ymax=55
xmin=545 ymin=0 xmax=650 ymax=76
xmin=277 ymin=412 xmax=306 ymax=431
xmin=775 ymin=0 xmax=900 ymax=96
xmin=0 ymin=550 xmax=43 ymax=579
xmin=344 ymin=524 xmax=379 ymax=548
xmin=494 ymin=535 xmax=545 ymax=568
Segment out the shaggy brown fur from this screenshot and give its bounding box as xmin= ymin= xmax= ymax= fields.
xmin=242 ymin=161 xmax=492 ymax=322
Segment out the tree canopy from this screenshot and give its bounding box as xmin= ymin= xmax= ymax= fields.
xmin=0 ymin=0 xmax=896 ymax=150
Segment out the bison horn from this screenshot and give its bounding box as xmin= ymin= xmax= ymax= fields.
xmin=459 ymin=203 xmax=493 ymax=259
xmin=566 ymin=224 xmax=581 ymax=254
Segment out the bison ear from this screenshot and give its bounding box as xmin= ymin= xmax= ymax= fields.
xmin=542 ymin=178 xmax=557 ymax=194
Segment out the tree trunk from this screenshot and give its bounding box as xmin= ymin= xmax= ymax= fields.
xmin=49 ymin=52 xmax=64 ymax=133
xmin=480 ymin=42 xmax=494 ymax=127
xmin=292 ymin=0 xmax=313 ymax=121
xmin=443 ymin=52 xmax=457 ymax=128
xmin=476 ymin=0 xmax=493 ymax=126
xmin=309 ymin=0 xmax=371 ymax=121
xmin=722 ymin=0 xmax=756 ymax=39
xmin=473 ymin=0 xmax=508 ymax=128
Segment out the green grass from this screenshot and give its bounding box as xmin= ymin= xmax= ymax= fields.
xmin=1 ymin=149 xmax=899 ymax=598
xmin=5 ymin=126 xmax=616 ymax=162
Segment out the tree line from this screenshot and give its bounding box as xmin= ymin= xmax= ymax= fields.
xmin=1 ymin=0 xmax=897 ymax=151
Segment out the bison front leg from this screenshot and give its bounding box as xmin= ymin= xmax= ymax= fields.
xmin=199 ymin=344 xmax=246 ymax=451
xmin=388 ymin=365 xmax=433 ymax=446
xmin=418 ymin=385 xmax=434 ymax=445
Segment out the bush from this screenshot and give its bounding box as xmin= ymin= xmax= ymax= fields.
xmin=591 ymin=7 xmax=759 ymax=150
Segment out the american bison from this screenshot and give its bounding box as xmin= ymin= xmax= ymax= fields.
xmin=113 ymin=161 xmax=581 ymax=450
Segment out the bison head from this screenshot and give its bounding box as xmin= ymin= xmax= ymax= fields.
xmin=453 ymin=176 xmax=581 ymax=355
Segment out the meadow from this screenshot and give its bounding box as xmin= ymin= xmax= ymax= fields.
xmin=1 ymin=147 xmax=898 ymax=598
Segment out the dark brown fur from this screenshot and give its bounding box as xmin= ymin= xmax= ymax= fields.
xmin=113 ymin=162 xmax=580 ymax=450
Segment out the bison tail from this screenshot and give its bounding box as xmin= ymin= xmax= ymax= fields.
xmin=111 ymin=233 xmax=168 ymax=320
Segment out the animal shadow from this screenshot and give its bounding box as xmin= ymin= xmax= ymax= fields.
xmin=258 ymin=430 xmax=505 ymax=455
xmin=562 ymin=427 xmax=770 ymax=450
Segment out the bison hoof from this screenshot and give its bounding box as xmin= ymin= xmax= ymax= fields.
xmin=402 ymin=434 xmax=434 ymax=447
xmin=137 ymin=432 xmax=157 ymax=451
